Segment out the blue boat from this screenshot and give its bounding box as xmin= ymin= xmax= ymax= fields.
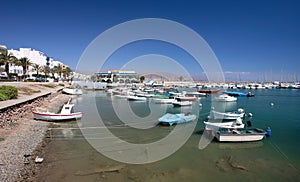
xmin=226 ymin=91 xmax=254 ymax=97
xmin=158 ymin=113 xmax=196 ymax=126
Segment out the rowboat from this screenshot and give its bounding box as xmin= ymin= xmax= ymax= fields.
xmin=127 ymin=96 xmax=147 ymax=101
xmin=214 ymin=94 xmax=237 ymax=102
xmin=215 ymin=128 xmax=266 ymax=142
xmin=32 ymin=100 xmax=82 ymax=121
xmin=198 ymin=89 xmax=220 ymax=93
xmin=158 ymin=113 xmax=197 ymax=126
xmin=212 ymin=108 xmax=245 ymax=120
xmin=226 ymin=91 xmax=254 ymax=97
xmin=172 ymin=101 xmax=192 ymax=107
xmin=62 ymin=88 xmax=83 ymax=95
xmin=204 ymin=118 xmax=245 ymax=130
xmin=175 ymin=96 xmax=197 ymax=101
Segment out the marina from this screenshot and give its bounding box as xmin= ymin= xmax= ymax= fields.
xmin=34 ymin=86 xmax=300 ymax=181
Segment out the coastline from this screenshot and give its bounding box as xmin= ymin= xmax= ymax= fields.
xmin=0 ymin=82 xmax=71 ymax=181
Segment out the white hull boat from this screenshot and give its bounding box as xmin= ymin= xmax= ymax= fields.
xmin=212 ymin=109 xmax=245 ymax=120
xmin=153 ymin=98 xmax=175 ymax=104
xmin=215 ymin=128 xmax=266 ymax=142
xmin=172 ymin=101 xmax=192 ymax=107
xmin=214 ymin=94 xmax=237 ymax=102
xmin=204 ymin=120 xmax=244 ymax=131
xmin=127 ymin=96 xmax=147 ymax=101
xmin=33 ymin=100 xmax=82 ymax=121
xmin=62 ymin=88 xmax=83 ymax=95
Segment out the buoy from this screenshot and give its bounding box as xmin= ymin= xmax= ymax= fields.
xmin=199 ymin=103 xmax=202 ymax=107
xmin=270 ymin=102 xmax=274 ymax=107
xmin=266 ymin=127 xmax=271 ymax=136
xmin=248 ymin=113 xmax=253 ymax=117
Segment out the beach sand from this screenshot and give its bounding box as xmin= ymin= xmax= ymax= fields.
xmin=0 ymin=82 xmax=71 ymax=181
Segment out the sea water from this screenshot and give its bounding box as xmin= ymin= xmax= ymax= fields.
xmin=36 ymin=89 xmax=300 ymax=182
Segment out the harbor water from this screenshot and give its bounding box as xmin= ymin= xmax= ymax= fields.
xmin=36 ymin=89 xmax=300 ymax=182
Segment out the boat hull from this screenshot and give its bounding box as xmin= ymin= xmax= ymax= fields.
xmin=212 ymin=111 xmax=244 ymax=120
xmin=158 ymin=113 xmax=196 ymax=126
xmin=33 ymin=111 xmax=82 ymax=121
xmin=215 ymin=128 xmax=266 ymax=142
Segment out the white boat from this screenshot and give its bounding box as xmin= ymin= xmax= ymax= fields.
xmin=62 ymin=88 xmax=83 ymax=95
xmin=172 ymin=100 xmax=192 ymax=107
xmin=214 ymin=94 xmax=237 ymax=102
xmin=127 ymin=96 xmax=147 ymax=101
xmin=204 ymin=118 xmax=245 ymax=130
xmin=158 ymin=113 xmax=197 ymax=126
xmin=32 ymin=100 xmax=82 ymax=121
xmin=184 ymin=92 xmax=206 ymax=97
xmin=212 ymin=108 xmax=245 ymax=120
xmin=153 ymin=98 xmax=175 ymax=104
xmin=175 ymin=96 xmax=197 ymax=101
xmin=215 ymin=128 xmax=266 ymax=142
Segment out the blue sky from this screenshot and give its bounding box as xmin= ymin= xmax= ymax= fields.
xmin=1 ymin=0 xmax=299 ymax=81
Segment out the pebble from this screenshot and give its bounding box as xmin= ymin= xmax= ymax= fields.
xmin=0 ymin=92 xmax=70 ymax=181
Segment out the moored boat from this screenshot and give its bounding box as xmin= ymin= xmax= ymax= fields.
xmin=62 ymin=88 xmax=83 ymax=95
xmin=127 ymin=95 xmax=147 ymax=101
xmin=214 ymin=94 xmax=237 ymax=102
xmin=226 ymin=91 xmax=254 ymax=97
xmin=32 ymin=100 xmax=82 ymax=121
xmin=172 ymin=101 xmax=192 ymax=107
xmin=158 ymin=113 xmax=197 ymax=126
xmin=212 ymin=108 xmax=245 ymax=120
xmin=198 ymin=89 xmax=220 ymax=94
xmin=204 ymin=117 xmax=244 ymax=130
xmin=215 ymin=128 xmax=267 ymax=142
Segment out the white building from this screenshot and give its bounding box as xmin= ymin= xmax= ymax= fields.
xmin=0 ymin=46 xmax=67 ymax=78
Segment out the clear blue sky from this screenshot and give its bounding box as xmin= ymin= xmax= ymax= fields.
xmin=1 ymin=0 xmax=299 ymax=81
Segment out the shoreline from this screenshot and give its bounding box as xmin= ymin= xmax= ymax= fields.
xmin=0 ymin=82 xmax=71 ymax=181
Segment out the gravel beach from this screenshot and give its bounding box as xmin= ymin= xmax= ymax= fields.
xmin=0 ymin=83 xmax=71 ymax=181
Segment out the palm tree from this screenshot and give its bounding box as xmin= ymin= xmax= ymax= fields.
xmin=50 ymin=67 xmax=56 ymax=78
xmin=62 ymin=67 xmax=72 ymax=79
xmin=54 ymin=64 xmax=63 ymax=78
xmin=42 ymin=65 xmax=50 ymax=80
xmin=0 ymin=49 xmax=17 ymax=78
xmin=16 ymin=57 xmax=32 ymax=79
xmin=32 ymin=63 xmax=42 ymax=78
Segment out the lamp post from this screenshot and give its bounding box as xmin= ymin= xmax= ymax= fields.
xmin=46 ymin=57 xmax=50 ymax=82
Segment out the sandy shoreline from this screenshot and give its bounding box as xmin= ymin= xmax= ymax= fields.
xmin=0 ymin=82 xmax=71 ymax=181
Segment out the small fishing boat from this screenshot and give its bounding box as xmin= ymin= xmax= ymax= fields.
xmin=172 ymin=100 xmax=192 ymax=107
xmin=215 ymin=128 xmax=267 ymax=142
xmin=127 ymin=95 xmax=147 ymax=101
xmin=32 ymin=100 xmax=82 ymax=121
xmin=226 ymin=91 xmax=254 ymax=97
xmin=214 ymin=94 xmax=237 ymax=102
xmin=158 ymin=113 xmax=197 ymax=126
xmin=153 ymin=98 xmax=175 ymax=104
xmin=198 ymin=89 xmax=220 ymax=94
xmin=184 ymin=92 xmax=207 ymax=97
xmin=175 ymin=96 xmax=197 ymax=101
xmin=62 ymin=88 xmax=83 ymax=95
xmin=204 ymin=118 xmax=245 ymax=130
xmin=212 ymin=108 xmax=245 ymax=120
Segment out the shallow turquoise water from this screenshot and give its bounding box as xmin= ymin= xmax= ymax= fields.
xmin=39 ymin=89 xmax=300 ymax=181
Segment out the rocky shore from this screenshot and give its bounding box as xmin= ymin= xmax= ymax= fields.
xmin=0 ymin=84 xmax=71 ymax=181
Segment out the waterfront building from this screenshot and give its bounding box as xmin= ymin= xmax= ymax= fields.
xmin=96 ymin=70 xmax=138 ymax=83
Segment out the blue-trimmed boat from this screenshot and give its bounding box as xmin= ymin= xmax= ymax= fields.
xmin=158 ymin=113 xmax=196 ymax=126
xmin=226 ymin=91 xmax=254 ymax=97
